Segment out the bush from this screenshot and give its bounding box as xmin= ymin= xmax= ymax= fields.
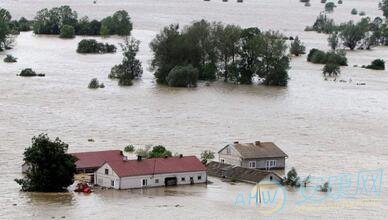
xmin=19 ymin=68 xmax=37 ymax=77
xmin=59 ymin=25 xmax=75 ymax=38
xmin=166 ymin=65 xmax=199 ymax=87
xmin=351 ymin=8 xmax=358 ymax=15
xmin=88 ymin=78 xmax=102 ymax=89
xmin=359 ymin=11 xmax=366 ymax=16
xmin=307 ymin=48 xmax=347 ymax=66
xmin=3 ymin=54 xmax=17 ymax=63
xmin=321 ymin=0 xmax=327 ymax=3
xmin=77 ymin=39 xmax=116 ymax=53
xmin=365 ymin=59 xmax=385 ymax=70
xmin=338 ymin=0 xmax=343 ymax=4
xmin=311 ymin=13 xmax=336 ymax=34
xmin=290 ymin=36 xmax=306 ymax=56
xmin=323 ymin=63 xmax=341 ymax=76
xmin=124 ymin=145 xmax=135 ymax=153
xmin=325 ymin=2 xmax=336 ymax=13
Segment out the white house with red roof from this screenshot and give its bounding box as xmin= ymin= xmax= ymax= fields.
xmin=94 ymin=155 xmax=207 ymax=189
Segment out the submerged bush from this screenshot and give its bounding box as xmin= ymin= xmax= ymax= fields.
xmin=19 ymin=68 xmax=44 ymax=77
xmin=88 ymin=78 xmax=103 ymax=89
xmin=351 ymin=8 xmax=358 ymax=15
xmin=307 ymin=48 xmax=347 ymax=66
xmin=290 ymin=36 xmax=306 ymax=56
xmin=77 ymin=39 xmax=116 ymax=53
xmin=166 ymin=65 xmax=199 ymax=87
xmin=3 ymin=54 xmax=17 ymax=63
xmin=323 ymin=63 xmax=341 ymax=76
xmin=365 ymin=59 xmax=385 ymax=70
xmin=325 ymin=2 xmax=336 ymax=13
xmin=359 ymin=11 xmax=366 ymax=16
xmin=59 ymin=25 xmax=75 ymax=38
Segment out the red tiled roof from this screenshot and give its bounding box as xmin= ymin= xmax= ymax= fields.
xmin=106 ymin=156 xmax=207 ymax=177
xmin=71 ymin=150 xmax=124 ymax=170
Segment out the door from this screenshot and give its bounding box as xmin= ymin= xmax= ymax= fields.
xmin=164 ymin=177 xmax=177 ymax=186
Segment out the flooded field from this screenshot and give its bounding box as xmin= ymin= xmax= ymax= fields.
xmin=0 ymin=0 xmax=387 ymax=219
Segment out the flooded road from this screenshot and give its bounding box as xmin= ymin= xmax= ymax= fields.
xmin=0 ymin=0 xmax=387 ymax=219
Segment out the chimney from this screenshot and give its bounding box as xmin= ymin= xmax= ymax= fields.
xmin=164 ymin=155 xmax=168 ymax=159
xmin=255 ymin=141 xmax=261 ymax=146
xmin=234 ymin=141 xmax=239 ymax=144
xmin=137 ymin=155 xmax=142 ymax=161
xmin=179 ymin=154 xmax=183 ymax=158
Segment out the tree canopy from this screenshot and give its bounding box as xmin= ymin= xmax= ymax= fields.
xmin=15 ymin=134 xmax=77 ymax=192
xmin=150 ymin=20 xmax=290 ymax=87
xmin=0 ymin=8 xmax=12 ymax=51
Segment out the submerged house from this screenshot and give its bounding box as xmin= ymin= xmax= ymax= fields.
xmin=218 ymin=141 xmax=288 ymax=170
xmin=95 ymin=155 xmax=207 ymax=189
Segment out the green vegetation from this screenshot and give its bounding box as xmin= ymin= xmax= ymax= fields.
xmin=307 ymin=49 xmax=347 ymax=66
xmin=359 ymin=11 xmax=366 ymax=16
xmin=15 ymin=134 xmax=77 ymax=192
xmin=323 ymin=63 xmax=341 ymax=76
xmin=3 ymin=54 xmax=17 ymax=63
xmin=319 ymin=182 xmax=332 ymax=192
xmin=338 ymin=19 xmax=369 ymax=50
xmin=8 ymin=17 xmax=33 ymax=33
xmin=0 ymin=8 xmax=12 ymax=51
xmin=109 ymin=37 xmax=143 ymax=86
xmin=19 ymin=68 xmax=45 ymax=77
xmin=135 ymin=145 xmax=173 ymax=158
xmin=59 ymin=25 xmax=75 ymax=38
xmin=321 ymin=0 xmax=327 ymax=3
xmin=328 ymin=32 xmax=339 ymax=50
xmin=290 ymin=36 xmax=306 ymax=56
xmin=305 ymin=13 xmax=336 ymax=34
xmin=124 ymin=145 xmax=135 ymax=153
xmin=151 ymin=20 xmax=290 ymax=87
xmin=381 ymin=0 xmax=388 ymax=19
xmin=281 ymin=168 xmax=301 ymax=187
xmin=88 ymin=78 xmax=104 ymax=89
xmin=351 ymin=8 xmax=358 ymax=15
xmin=325 ymin=2 xmax=336 ymax=13
xmin=200 ymin=150 xmax=215 ymax=164
xmin=166 ymin=65 xmax=199 ymax=87
xmin=77 ymin=39 xmax=116 ymax=53
xmin=338 ymin=0 xmax=343 ymax=4
xmin=33 ymin=6 xmax=132 ymax=37
xmin=365 ymin=59 xmax=385 ymax=70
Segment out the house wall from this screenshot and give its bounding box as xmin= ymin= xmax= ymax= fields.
xmin=94 ymin=163 xmax=120 ymax=188
xmin=94 ymin=165 xmax=207 ymax=189
xmin=241 ymin=157 xmax=285 ymax=170
xmin=218 ymin=145 xmax=242 ymax=166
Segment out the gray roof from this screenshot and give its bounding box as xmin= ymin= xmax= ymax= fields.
xmin=207 ymin=161 xmax=280 ymax=183
xmin=230 ymin=142 xmax=288 ymax=159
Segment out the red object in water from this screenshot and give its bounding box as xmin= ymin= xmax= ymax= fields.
xmin=75 ymin=182 xmax=92 ymax=193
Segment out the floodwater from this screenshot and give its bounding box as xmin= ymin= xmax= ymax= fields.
xmin=0 ymin=0 xmax=387 ymax=219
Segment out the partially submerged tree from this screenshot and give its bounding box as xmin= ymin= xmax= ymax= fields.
xmin=338 ymin=20 xmax=368 ymax=50
xmin=59 ymin=25 xmax=75 ymax=38
xmin=3 ymin=54 xmax=17 ymax=63
xmin=290 ymin=36 xmax=306 ymax=56
xmin=328 ymin=32 xmax=340 ymax=50
xmin=325 ymin=2 xmax=336 ymax=13
xmin=381 ymin=0 xmax=388 ymax=19
xmin=282 ymin=167 xmax=301 ymax=187
xmin=323 ymin=62 xmax=341 ymax=76
xmin=148 ymin=145 xmax=172 ymax=158
xmin=15 ymin=134 xmax=77 ymax=192
xmin=166 ymin=65 xmax=199 ymax=87
xmin=200 ymin=150 xmax=215 ymax=164
xmin=124 ymin=144 xmax=135 ymax=153
xmin=365 ymin=59 xmax=385 ymax=70
xmin=0 ymin=8 xmax=12 ymax=51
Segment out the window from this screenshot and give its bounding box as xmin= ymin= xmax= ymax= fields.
xmin=111 ymin=180 xmax=114 ymax=187
xmin=266 ymin=160 xmax=276 ymax=169
xmin=226 ymin=147 xmax=231 ymax=155
xmin=181 ymin=177 xmax=186 ymax=182
xmin=248 ymin=161 xmax=256 ymax=168
xmin=105 ymin=168 xmax=109 ymax=175
xmin=155 ymin=179 xmax=159 ymax=184
xmin=198 ymin=175 xmax=202 ymax=180
xmin=142 ymin=179 xmax=148 ymax=186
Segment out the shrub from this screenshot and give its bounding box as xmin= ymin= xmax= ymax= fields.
xmin=338 ymin=0 xmax=343 ymax=4
xmin=359 ymin=11 xmax=366 ymax=16
xmin=19 ymin=68 xmax=37 ymax=77
xmin=77 ymin=39 xmax=116 ymax=53
xmin=3 ymin=54 xmax=17 ymax=63
xmin=325 ymin=2 xmax=336 ymax=13
xmin=118 ymin=75 xmax=133 ymax=86
xmin=281 ymin=168 xmax=301 ymax=187
xmin=166 ymin=65 xmax=199 ymax=87
xmin=124 ymin=145 xmax=135 ymax=153
xmin=290 ymin=36 xmax=306 ymax=56
xmin=307 ymin=49 xmax=347 ymax=66
xmin=200 ymin=150 xmax=215 ymax=165
xmin=351 ymin=8 xmax=358 ymax=15
xmin=88 ymin=78 xmax=100 ymax=89
xmin=59 ymin=25 xmax=75 ymax=38
xmin=305 ymin=2 xmax=311 ymax=7
xmin=365 ymin=59 xmax=385 ymax=70
xmin=321 ymin=0 xmax=327 ymax=3
xmin=311 ymin=13 xmax=336 ymax=34
xmin=323 ymin=63 xmax=341 ymax=76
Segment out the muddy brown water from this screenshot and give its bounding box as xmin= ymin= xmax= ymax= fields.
xmin=0 ymin=0 xmax=387 ymax=219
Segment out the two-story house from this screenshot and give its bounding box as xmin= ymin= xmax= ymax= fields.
xmin=218 ymin=141 xmax=288 ymax=170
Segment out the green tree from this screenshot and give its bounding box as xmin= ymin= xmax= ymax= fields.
xmin=290 ymin=36 xmax=306 ymax=56
xmin=200 ymin=150 xmax=215 ymax=164
xmin=59 ymin=25 xmax=75 ymax=38
xmin=323 ymin=62 xmax=341 ymax=76
xmin=325 ymin=2 xmax=336 ymax=13
xmin=166 ymin=65 xmax=199 ymax=87
xmin=380 ymin=0 xmax=388 ymax=19
xmin=282 ymin=167 xmax=300 ymax=187
xmin=339 ymin=20 xmax=368 ymax=50
xmin=15 ymin=134 xmax=77 ymax=192
xmin=148 ymin=145 xmax=172 ymax=158
xmin=0 ymin=8 xmax=11 ymax=51
xmin=328 ymin=32 xmax=340 ymax=50
xmin=33 ymin=6 xmax=78 ymax=35
xmin=366 ymin=59 xmax=385 ymax=70
xmin=124 ymin=144 xmax=135 ymax=153
xmin=112 ymin=10 xmax=132 ymax=36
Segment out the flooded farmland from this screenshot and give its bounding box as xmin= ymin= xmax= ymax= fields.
xmin=0 ymin=0 xmax=388 ymax=219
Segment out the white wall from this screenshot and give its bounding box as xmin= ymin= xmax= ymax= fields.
xmin=94 ymin=165 xmax=207 ymax=190
xmin=219 ymin=144 xmax=242 ymax=166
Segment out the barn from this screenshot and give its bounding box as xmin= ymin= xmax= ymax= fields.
xmin=94 ymin=155 xmax=207 ymax=189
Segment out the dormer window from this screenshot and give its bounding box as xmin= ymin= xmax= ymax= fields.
xmin=105 ymin=168 xmax=109 ymax=175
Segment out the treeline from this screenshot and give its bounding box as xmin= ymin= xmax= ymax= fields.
xmin=150 ymin=20 xmax=290 ymax=87
xmin=306 ymin=12 xmax=388 ymax=50
xmin=33 ymin=6 xmax=132 ymax=37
